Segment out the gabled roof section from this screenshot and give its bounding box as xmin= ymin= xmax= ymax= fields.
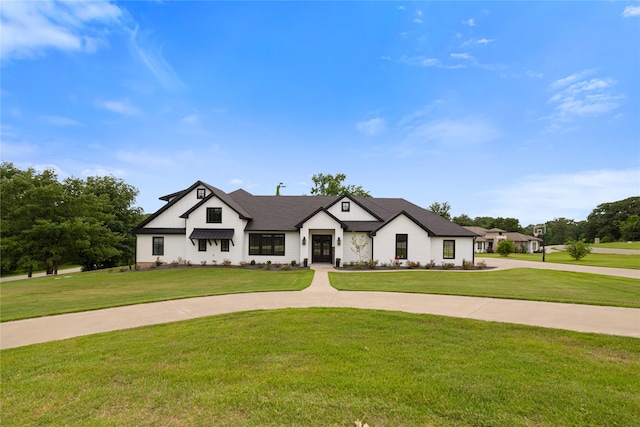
xmin=132 ymin=181 xmax=206 ymax=233
xmin=294 ymin=207 xmax=348 ymax=230
xmin=131 ymin=181 xmax=250 ymax=233
xmin=369 ymin=210 xmax=434 ymax=236
xmin=325 ymin=195 xmax=383 ymax=221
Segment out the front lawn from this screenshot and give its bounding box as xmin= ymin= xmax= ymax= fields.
xmin=594 ymin=241 xmax=640 ymax=250
xmin=330 ymin=269 xmax=640 ymax=308
xmin=480 ymin=251 xmax=640 ymax=269
xmin=2 ymin=309 xmax=638 ymax=426
xmin=0 ymin=267 xmax=313 ymax=322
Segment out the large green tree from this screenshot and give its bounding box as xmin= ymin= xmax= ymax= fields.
xmin=429 ymin=201 xmax=451 ymax=220
xmin=310 ymin=173 xmax=371 ymax=197
xmin=584 ymin=197 xmax=640 ymax=242
xmin=1 ymin=163 xmax=143 ymax=274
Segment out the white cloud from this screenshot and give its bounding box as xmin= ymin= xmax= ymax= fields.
xmin=40 ymin=115 xmax=83 ymax=126
xmin=414 ymin=18 xmax=423 ymax=24
xmin=404 ymin=118 xmax=501 ymax=147
xmin=98 ymin=99 xmax=140 ymax=116
xmin=116 ymin=150 xmax=173 ymax=167
xmin=0 ymin=0 xmax=123 ymax=60
xmin=546 ymin=73 xmax=623 ymax=129
xmin=128 ymin=24 xmax=185 ymax=91
xmin=476 ymin=38 xmax=495 ymax=45
xmin=483 ymin=168 xmax=640 ymax=224
xmin=464 ymin=18 xmax=475 ymax=26
xmin=181 ymin=114 xmax=199 ymax=125
xmin=356 ymin=118 xmax=387 ymax=136
xmin=451 ymin=53 xmax=475 ymax=61
xmin=400 ymin=55 xmax=441 ymax=67
xmin=623 ymin=5 xmax=640 ymax=17
xmin=229 ymin=178 xmax=244 ymax=186
xmin=33 ymin=163 xmax=70 ymax=179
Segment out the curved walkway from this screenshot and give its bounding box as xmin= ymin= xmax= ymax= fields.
xmin=1 ymin=263 xmax=639 ymax=350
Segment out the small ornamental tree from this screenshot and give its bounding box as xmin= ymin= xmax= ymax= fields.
xmin=496 ymin=239 xmax=515 ymax=257
xmin=350 ymin=232 xmax=369 ymax=263
xmin=565 ymin=239 xmax=592 ymax=260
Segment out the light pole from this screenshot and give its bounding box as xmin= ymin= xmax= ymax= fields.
xmin=535 ymin=224 xmax=546 ymax=262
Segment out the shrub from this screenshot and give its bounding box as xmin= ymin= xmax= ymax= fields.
xmin=239 ymin=261 xmax=247 ymax=268
xmin=425 ymin=259 xmax=436 ymax=269
xmin=250 ymin=259 xmax=256 ymax=265
xmin=497 ymin=239 xmax=515 ymax=257
xmin=281 ymin=263 xmax=291 ymax=271
xmin=476 ymin=259 xmax=487 ymax=270
xmin=366 ymin=259 xmax=378 ymax=269
xmin=462 ymin=259 xmax=473 ymax=270
xmin=155 ymin=257 xmax=163 ymax=267
xmin=222 ymin=259 xmax=232 ymax=266
xmin=441 ymin=262 xmax=455 ymax=270
xmin=406 ymin=260 xmax=421 ymax=269
xmin=265 ymin=260 xmax=272 ymax=270
xmin=600 ymin=236 xmax=612 ymax=243
xmin=200 ymin=261 xmax=207 ymax=266
xmin=565 ymin=239 xmax=592 ymax=260
xmin=290 ymin=260 xmax=297 ymax=267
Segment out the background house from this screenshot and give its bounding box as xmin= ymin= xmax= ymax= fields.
xmin=133 ymin=181 xmax=478 ymax=268
xmin=464 ymin=226 xmax=542 ymax=253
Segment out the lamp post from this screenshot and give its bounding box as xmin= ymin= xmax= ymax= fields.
xmin=535 ymin=224 xmax=546 ymax=262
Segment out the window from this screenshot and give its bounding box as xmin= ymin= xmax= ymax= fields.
xmin=221 ymin=239 xmax=230 ymax=252
xmin=152 ymin=237 xmax=164 ymax=256
xmin=197 ymin=188 xmax=206 ymax=199
xmin=342 ymin=201 xmax=350 ymax=212
xmin=249 ymin=234 xmax=285 ymax=256
xmin=477 ymin=242 xmax=483 ymax=251
xmin=207 ymin=207 xmax=222 ymax=223
xmin=443 ymin=240 xmax=455 ymax=259
xmin=198 ymin=239 xmax=207 ymax=252
xmin=396 ymin=234 xmax=408 ymax=259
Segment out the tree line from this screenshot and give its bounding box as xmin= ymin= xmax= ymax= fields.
xmin=432 ymin=197 xmax=640 ymax=245
xmin=1 ymin=162 xmax=145 ymax=275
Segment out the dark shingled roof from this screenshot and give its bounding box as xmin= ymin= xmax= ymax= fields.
xmin=133 ymin=182 xmax=477 ymax=238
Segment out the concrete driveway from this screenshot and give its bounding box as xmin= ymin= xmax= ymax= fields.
xmin=1 ymin=260 xmax=639 ymax=349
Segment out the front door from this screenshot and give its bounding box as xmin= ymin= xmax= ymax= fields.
xmin=312 ymin=235 xmax=333 ymax=263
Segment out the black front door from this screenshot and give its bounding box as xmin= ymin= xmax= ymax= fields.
xmin=312 ymin=235 xmax=333 ymax=263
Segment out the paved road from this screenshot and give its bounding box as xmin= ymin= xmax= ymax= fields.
xmin=549 ymin=245 xmax=640 ymax=255
xmin=1 ymin=261 xmax=639 ymax=349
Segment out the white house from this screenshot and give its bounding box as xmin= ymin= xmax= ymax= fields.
xmin=464 ymin=226 xmax=542 ymax=254
xmin=133 ymin=181 xmax=478 ymax=268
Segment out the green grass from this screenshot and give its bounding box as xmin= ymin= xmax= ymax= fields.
xmin=594 ymin=241 xmax=640 ymax=250
xmin=480 ymin=251 xmax=640 ymax=269
xmin=2 ymin=309 xmax=638 ymax=426
xmin=0 ymin=267 xmax=313 ymax=322
xmin=330 ymin=269 xmax=640 ymax=308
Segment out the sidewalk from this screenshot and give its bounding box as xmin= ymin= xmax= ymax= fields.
xmin=2 ymin=263 xmax=638 ymax=349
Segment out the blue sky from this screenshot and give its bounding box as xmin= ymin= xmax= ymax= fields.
xmin=2 ymin=1 xmax=639 ymax=226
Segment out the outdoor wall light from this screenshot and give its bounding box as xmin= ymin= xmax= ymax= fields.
xmin=337 ymin=237 xmax=341 ymax=246
xmin=302 ymin=237 xmax=306 ymax=245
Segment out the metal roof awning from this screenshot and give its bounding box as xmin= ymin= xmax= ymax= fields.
xmin=189 ymin=228 xmax=235 ymax=240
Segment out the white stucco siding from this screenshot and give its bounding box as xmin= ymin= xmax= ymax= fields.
xmin=136 ymin=234 xmax=186 ymax=264
xmin=328 ymin=197 xmax=378 ymax=221
xmin=342 ymin=232 xmax=373 ymax=264
xmin=372 ymin=215 xmax=430 ymax=264
xmin=144 ymin=187 xmax=209 ymax=228
xmin=186 ymin=197 xmax=245 ymax=230
xmin=429 ymin=237 xmax=475 ymax=265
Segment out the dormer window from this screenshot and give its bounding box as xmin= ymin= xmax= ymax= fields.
xmin=342 ymin=201 xmax=350 ymax=212
xmin=197 ymin=188 xmax=206 ymax=199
